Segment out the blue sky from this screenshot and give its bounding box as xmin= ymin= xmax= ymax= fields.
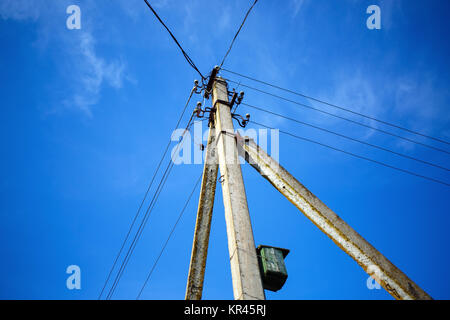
xmin=0 ymin=0 xmax=449 ymax=300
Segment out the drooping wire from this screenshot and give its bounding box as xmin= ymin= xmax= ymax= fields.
xmin=243 ymin=102 xmax=450 ymax=172
xmin=98 ymin=86 xmax=197 ymax=300
xmin=219 ymin=0 xmax=259 ymax=69
xmin=226 ymin=78 xmax=450 ymax=155
xmin=143 ymin=0 xmax=205 ymax=80
xmin=136 ymin=172 xmax=203 ymax=300
xmin=250 ymin=119 xmax=450 ymax=187
xmin=222 ymin=68 xmax=450 ymax=146
xmin=105 ymin=114 xmax=196 ymax=300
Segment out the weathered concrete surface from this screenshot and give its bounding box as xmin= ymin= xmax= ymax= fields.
xmin=213 ymin=78 xmax=265 ymax=300
xmin=236 ymin=133 xmax=432 ymax=300
xmin=185 ymin=126 xmax=219 ymax=300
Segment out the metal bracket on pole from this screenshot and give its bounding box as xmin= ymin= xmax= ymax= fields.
xmin=204 ymin=66 xmax=220 ymax=99
xmin=235 ymin=133 xmax=432 ymax=300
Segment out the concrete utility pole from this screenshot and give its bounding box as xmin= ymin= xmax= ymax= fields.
xmin=236 ymin=133 xmax=432 ymax=300
xmin=212 ymin=77 xmax=265 ymax=300
xmin=185 ymin=125 xmax=219 ymax=300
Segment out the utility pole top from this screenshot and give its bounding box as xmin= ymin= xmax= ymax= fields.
xmin=204 ymin=66 xmax=220 ymax=99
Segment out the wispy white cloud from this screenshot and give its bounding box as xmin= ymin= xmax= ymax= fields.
xmin=379 ymin=0 xmax=404 ymax=30
xmin=0 ymin=0 xmax=129 ymax=117
xmin=328 ymin=72 xmax=378 ymax=119
xmin=217 ymin=7 xmax=232 ymax=34
xmin=311 ymin=68 xmax=450 ymax=150
xmin=392 ymin=75 xmax=450 ymax=137
xmin=0 ymin=0 xmax=41 ymax=21
xmin=290 ymin=0 xmax=307 ymax=18
xmin=65 ymin=32 xmax=127 ymax=117
xmin=310 ymin=70 xmax=380 ymax=140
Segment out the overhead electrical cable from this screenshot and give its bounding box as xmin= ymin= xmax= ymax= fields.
xmin=226 ymin=78 xmax=450 ymax=155
xmin=136 ymin=173 xmax=203 ymax=300
xmin=143 ymin=0 xmax=205 ymax=79
xmin=219 ymin=0 xmax=259 ymax=69
xmin=98 ymin=87 xmax=197 ymax=300
xmin=106 ymin=120 xmax=192 ymax=299
xmin=222 ymin=68 xmax=450 ymax=146
xmin=243 ymin=102 xmax=450 ymax=172
xmin=105 ymin=113 xmax=196 ymax=300
xmin=250 ymin=120 xmax=450 ymax=187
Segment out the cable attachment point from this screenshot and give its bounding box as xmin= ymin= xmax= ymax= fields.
xmin=193 ymin=101 xmax=205 ymax=118
xmin=237 ymin=91 xmax=244 ymax=104
xmin=228 ymin=89 xmax=245 ymax=114
xmin=232 ymin=113 xmax=250 ymax=128
xmin=193 ymin=101 xmax=215 ymax=125
xmin=204 ymin=66 xmax=220 ymax=99
xmin=193 ymin=79 xmax=207 ymax=95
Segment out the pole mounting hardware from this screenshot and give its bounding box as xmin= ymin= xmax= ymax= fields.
xmin=231 ymin=113 xmax=250 ymax=128
xmin=193 ymin=79 xmax=207 ymax=95
xmin=204 ymin=66 xmax=220 ymax=99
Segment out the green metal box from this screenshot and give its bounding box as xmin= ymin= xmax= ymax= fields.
xmin=256 ymin=245 xmax=290 ymax=292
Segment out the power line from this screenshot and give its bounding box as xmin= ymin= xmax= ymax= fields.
xmin=136 ymin=172 xmax=203 ymax=300
xmin=226 ymin=78 xmax=450 ymax=155
xmin=143 ymin=0 xmax=205 ymax=79
xmin=243 ymin=102 xmax=450 ymax=172
xmin=105 ymin=124 xmax=189 ymax=300
xmin=105 ymin=114 xmax=196 ymax=300
xmin=98 ymin=86 xmax=197 ymax=300
xmin=250 ymin=119 xmax=450 ymax=187
xmin=219 ymin=0 xmax=259 ymax=69
xmin=106 ymin=117 xmax=194 ymax=299
xmin=222 ymin=68 xmax=450 ymax=146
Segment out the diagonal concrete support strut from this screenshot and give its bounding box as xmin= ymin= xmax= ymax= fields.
xmin=236 ymin=133 xmax=432 ymax=300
